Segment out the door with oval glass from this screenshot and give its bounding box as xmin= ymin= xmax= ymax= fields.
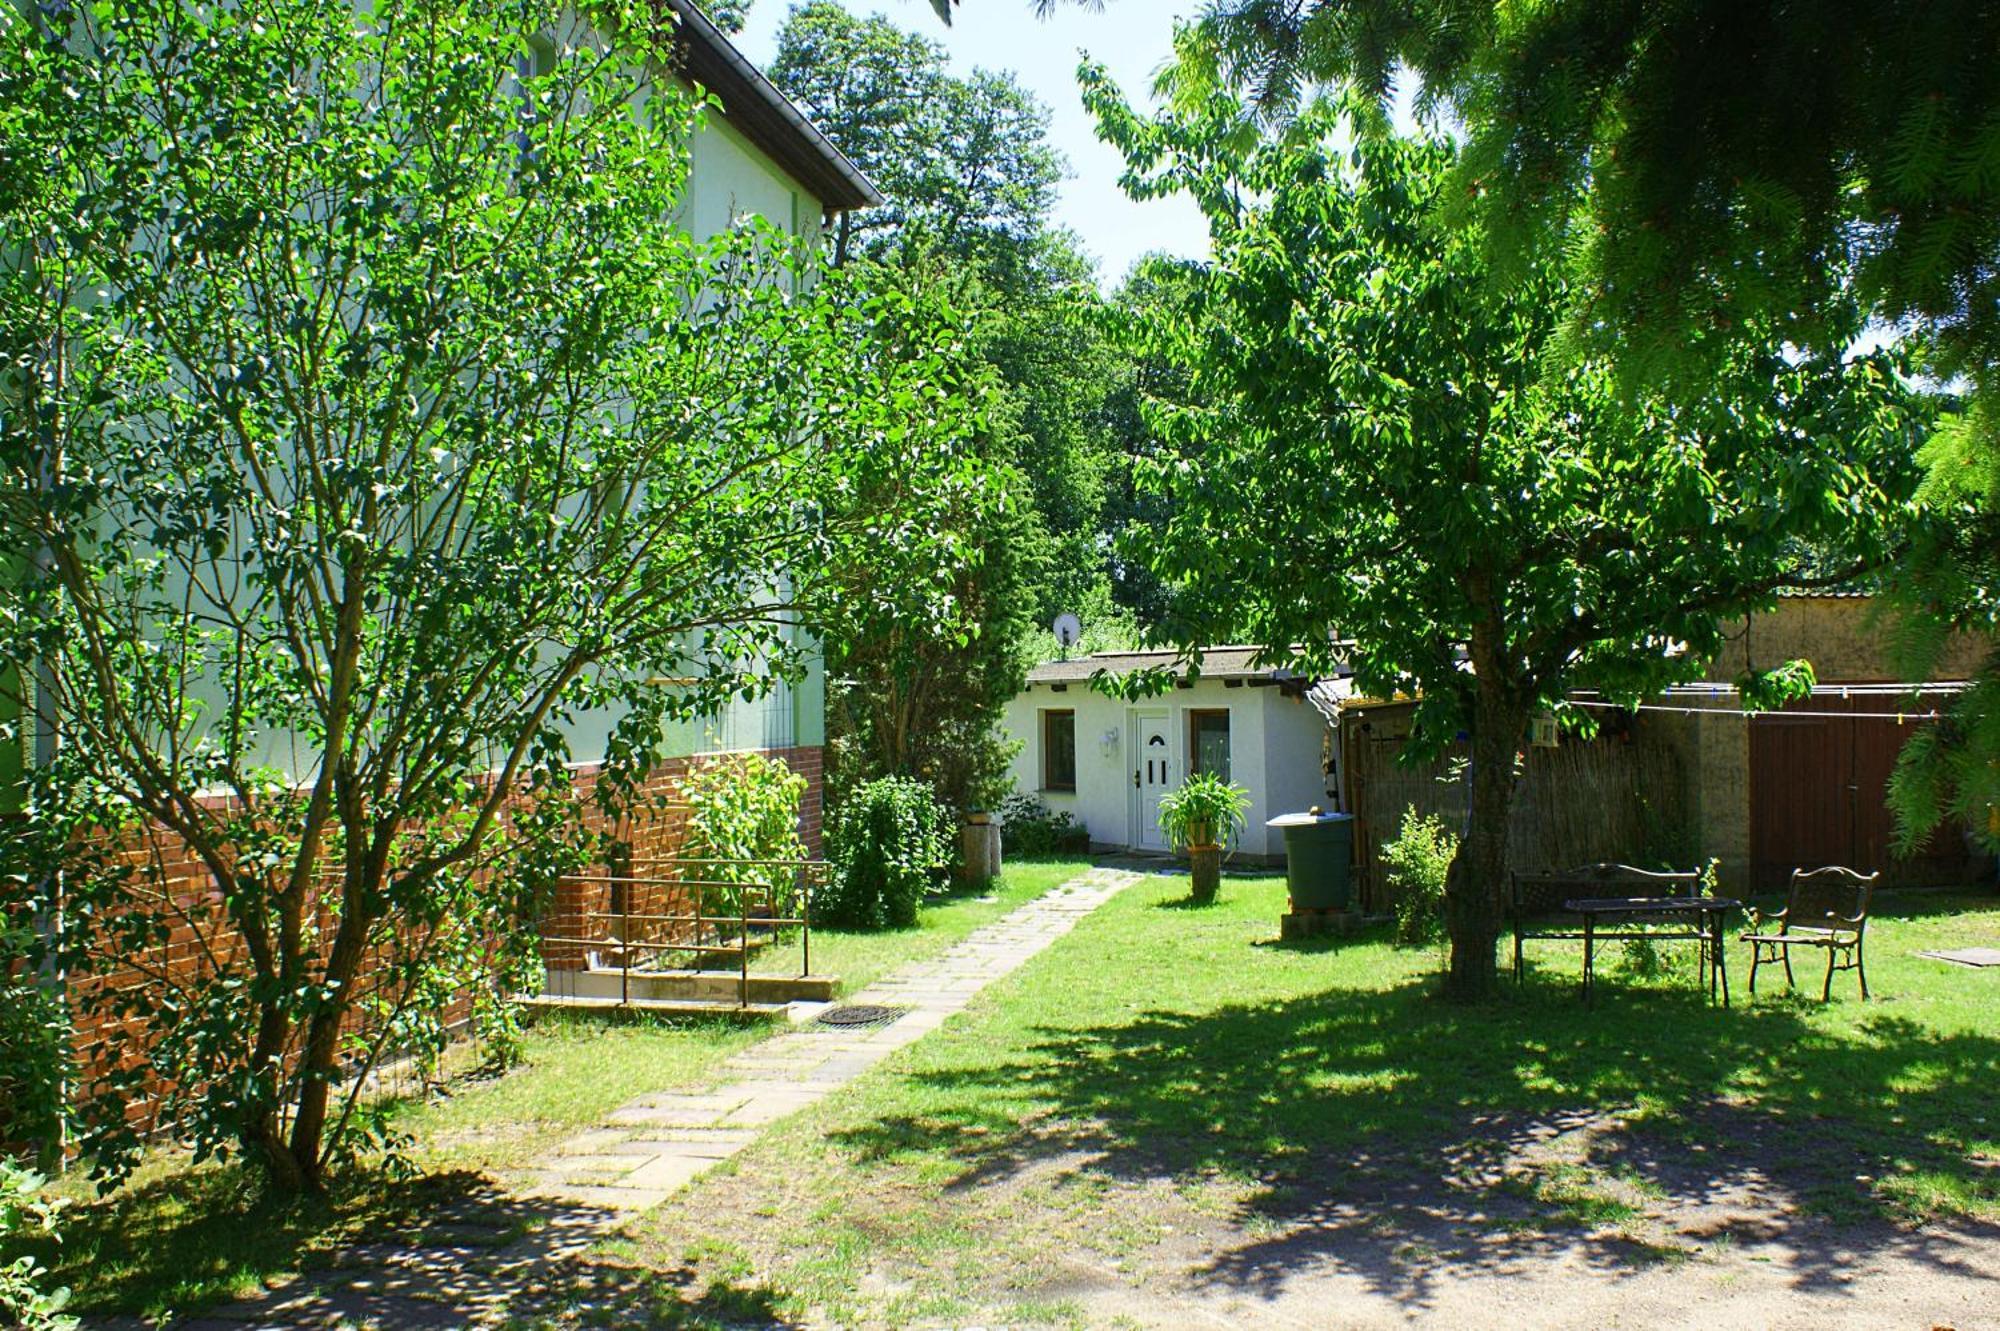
xmin=1131 ymin=708 xmax=1173 ymax=850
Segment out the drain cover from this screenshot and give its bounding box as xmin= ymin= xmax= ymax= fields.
xmin=815 ymin=1004 xmax=905 ymax=1029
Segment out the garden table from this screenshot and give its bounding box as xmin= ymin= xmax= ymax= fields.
xmin=1564 ymin=896 xmax=1741 ymax=1007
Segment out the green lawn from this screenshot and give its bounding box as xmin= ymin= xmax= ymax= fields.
xmin=622 ymin=871 xmax=2000 ymax=1328
xmin=20 ymin=857 xmax=1097 ymax=1320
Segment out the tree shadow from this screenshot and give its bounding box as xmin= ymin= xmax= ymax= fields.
xmin=824 ymin=978 xmax=2000 ymax=1311
xmin=26 ymin=1166 xmax=608 ymax=1322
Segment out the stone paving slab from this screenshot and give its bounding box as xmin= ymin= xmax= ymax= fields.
xmin=106 ymin=865 xmax=1138 ymax=1330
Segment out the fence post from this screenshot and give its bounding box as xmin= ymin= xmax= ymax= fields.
xmin=620 ymin=879 xmax=630 ymax=1009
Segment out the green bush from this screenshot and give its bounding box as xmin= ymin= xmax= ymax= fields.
xmin=676 ymin=753 xmax=808 ymax=914
xmin=821 ymin=778 xmax=951 ymax=930
xmin=995 ymin=793 xmax=1087 ymax=856
xmin=1382 ymin=807 xmax=1458 ymax=947
xmin=0 ymin=918 xmax=67 ymax=1154
xmin=0 ymin=1161 xmax=74 ymax=1331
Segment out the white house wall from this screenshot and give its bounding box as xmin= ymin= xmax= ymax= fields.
xmin=1261 ymin=686 xmax=1338 ymax=853
xmin=125 ymin=21 xmax=838 ymax=783
xmin=1004 ymin=679 xmax=1331 ymax=861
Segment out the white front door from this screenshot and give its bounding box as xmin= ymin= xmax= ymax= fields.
xmin=1132 ymin=709 xmax=1173 ymax=850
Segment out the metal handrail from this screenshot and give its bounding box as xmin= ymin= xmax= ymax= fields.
xmin=547 ymin=859 xmax=824 ymax=1009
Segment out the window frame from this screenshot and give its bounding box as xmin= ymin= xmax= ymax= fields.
xmin=1187 ymin=707 xmax=1232 ymax=782
xmin=1041 ymin=708 xmax=1077 ymax=793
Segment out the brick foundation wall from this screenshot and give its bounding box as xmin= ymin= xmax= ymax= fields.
xmin=48 ymin=744 xmax=822 ymax=1143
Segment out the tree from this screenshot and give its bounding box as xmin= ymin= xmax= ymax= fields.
xmin=770 ymin=2 xmax=1148 ymax=811
xmin=769 ymin=0 xmax=1063 ymax=273
xmin=1144 ymin=0 xmax=2000 ymax=853
xmin=0 ymin=0 xmax=987 ymax=1192
xmin=1083 ymin=72 xmax=1927 ymax=998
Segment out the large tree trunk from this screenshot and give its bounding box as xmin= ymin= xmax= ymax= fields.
xmin=1442 ymin=691 xmax=1526 ymax=1001
xmin=1443 ymin=593 xmax=1530 ymax=1002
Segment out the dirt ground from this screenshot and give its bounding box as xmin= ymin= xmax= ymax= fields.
xmin=1030 ymin=1115 xmax=1999 ymax=1330
xmin=630 ymin=1102 xmax=2000 ymax=1330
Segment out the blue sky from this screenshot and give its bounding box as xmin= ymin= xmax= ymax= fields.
xmin=733 ymin=0 xmax=1213 ymax=288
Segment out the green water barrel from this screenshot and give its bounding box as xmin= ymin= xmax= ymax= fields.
xmin=1267 ymin=809 xmax=1355 ymax=910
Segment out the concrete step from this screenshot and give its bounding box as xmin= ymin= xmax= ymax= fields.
xmin=546 ymin=966 xmax=839 ymax=1004
xmin=517 ymin=992 xmax=790 ymax=1018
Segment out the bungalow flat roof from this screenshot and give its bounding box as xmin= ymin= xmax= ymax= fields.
xmin=1024 ymin=646 xmax=1303 ymax=686
xmin=665 ymin=0 xmax=884 ymax=213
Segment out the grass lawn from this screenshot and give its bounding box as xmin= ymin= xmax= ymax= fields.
xmin=618 ymin=871 xmax=2000 ymax=1329
xmin=17 ymin=858 xmax=1096 ymax=1321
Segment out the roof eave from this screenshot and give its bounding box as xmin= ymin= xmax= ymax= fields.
xmin=664 ymin=0 xmax=884 ymax=213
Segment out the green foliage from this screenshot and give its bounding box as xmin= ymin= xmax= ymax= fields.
xmin=820 ymin=262 xmax=1027 ymax=817
xmin=994 ymin=793 xmax=1087 ymax=857
xmin=821 ymin=778 xmax=952 ymax=931
xmin=771 ymin=5 xmax=1155 ymax=805
xmin=1382 ymin=809 xmax=1457 ymax=948
xmin=0 ymin=916 xmax=65 ymax=1155
xmin=1156 ymin=772 xmax=1251 ymax=852
xmin=0 ymin=0 xmax=987 ymax=1191
xmin=1169 ymin=2 xmax=2000 ymax=395
xmin=0 ymin=1162 xmax=74 ymax=1331
xmin=675 ymin=753 xmax=809 ymax=914
xmin=1125 ymin=0 xmax=2000 ymax=861
xmin=679 ymin=754 xmax=809 ymax=868
xmin=1885 ymin=392 xmax=2000 ymax=851
xmin=1083 ymin=64 xmax=1926 ymax=997
xmin=770 ymin=1 xmax=1064 ymax=275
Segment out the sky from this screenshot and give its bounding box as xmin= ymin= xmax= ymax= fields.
xmin=732 ymin=0 xmax=1213 ymax=289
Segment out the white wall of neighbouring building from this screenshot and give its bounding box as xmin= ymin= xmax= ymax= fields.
xmin=1003 ymin=677 xmax=1334 ymax=861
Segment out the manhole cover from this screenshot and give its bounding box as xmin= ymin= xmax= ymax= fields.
xmin=815 ymin=1004 xmax=906 ymax=1029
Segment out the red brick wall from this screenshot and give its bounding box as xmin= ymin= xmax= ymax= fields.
xmin=53 ymin=744 xmax=822 ymax=1141
xmin=541 ymin=745 xmax=823 ymax=974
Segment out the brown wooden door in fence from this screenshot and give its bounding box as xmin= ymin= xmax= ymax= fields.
xmin=1749 ymin=691 xmax=1974 ymax=888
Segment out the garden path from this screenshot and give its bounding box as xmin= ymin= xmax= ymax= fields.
xmin=514 ymin=862 xmax=1143 ymax=1211
xmin=131 ymin=862 xmax=1142 ymax=1330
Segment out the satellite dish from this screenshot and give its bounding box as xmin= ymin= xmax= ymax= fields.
xmin=1052 ymin=613 xmax=1082 ymax=659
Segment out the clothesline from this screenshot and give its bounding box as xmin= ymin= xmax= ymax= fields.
xmin=1567 ymin=698 xmax=1942 ymax=723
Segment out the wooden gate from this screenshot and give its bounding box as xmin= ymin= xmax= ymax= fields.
xmin=1749 ymin=691 xmax=1975 ymax=888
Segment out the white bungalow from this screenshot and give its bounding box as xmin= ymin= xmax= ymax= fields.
xmin=1001 ymin=649 xmax=1344 ymax=862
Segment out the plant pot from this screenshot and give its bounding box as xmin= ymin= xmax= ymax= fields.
xmin=1188 ymin=844 xmax=1223 ymax=904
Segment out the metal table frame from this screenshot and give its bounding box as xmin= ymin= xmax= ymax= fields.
xmin=1564 ymin=896 xmax=1742 ymax=1006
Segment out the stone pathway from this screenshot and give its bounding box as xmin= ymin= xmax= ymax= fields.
xmin=124 ymin=864 xmax=1140 ymax=1330
xmin=517 ymin=862 xmax=1141 ymax=1211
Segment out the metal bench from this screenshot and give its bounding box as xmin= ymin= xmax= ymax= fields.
xmin=1511 ymin=862 xmax=1703 ymax=983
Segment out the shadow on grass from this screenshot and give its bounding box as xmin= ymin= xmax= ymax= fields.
xmin=826 ymin=978 xmax=2000 ymax=1309
xmin=18 ymin=1165 xmax=601 ymax=1321
xmin=498 ymin=1262 xmax=806 ymax=1329
xmin=22 ymin=1157 xmax=815 ymax=1327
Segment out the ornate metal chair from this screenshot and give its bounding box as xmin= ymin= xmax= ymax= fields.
xmin=1741 ymin=866 xmax=1880 ymax=1001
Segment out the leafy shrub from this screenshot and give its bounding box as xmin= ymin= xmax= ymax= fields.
xmin=0 ymin=917 xmax=67 ymax=1152
xmin=0 ymin=1161 xmax=75 ymax=1331
xmin=1383 ymin=807 xmax=1458 ymax=946
xmin=995 ymin=793 xmax=1087 ymax=856
xmin=820 ymin=778 xmax=951 ymax=930
xmin=1156 ymin=772 xmax=1251 ymax=850
xmin=676 ymin=753 xmax=808 ymax=913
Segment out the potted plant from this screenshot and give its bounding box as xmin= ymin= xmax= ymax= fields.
xmin=1158 ymin=772 xmax=1251 ymax=903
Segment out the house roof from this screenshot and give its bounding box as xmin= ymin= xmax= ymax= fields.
xmin=1024 ymin=646 xmax=1304 ymax=686
xmin=665 ymin=1 xmax=884 ymax=213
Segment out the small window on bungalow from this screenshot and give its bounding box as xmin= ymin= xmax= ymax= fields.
xmin=1042 ymin=709 xmax=1076 ymax=792
xmin=1189 ymin=708 xmax=1231 ymax=783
